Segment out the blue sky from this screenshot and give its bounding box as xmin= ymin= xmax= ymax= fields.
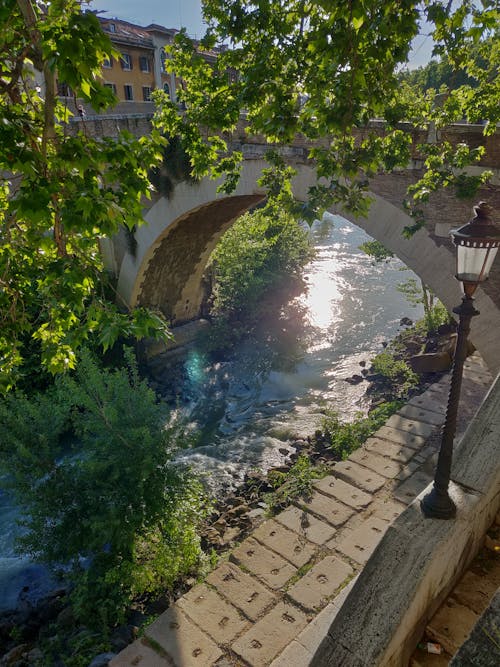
xmin=88 ymin=1 xmax=434 ymax=67
xmin=89 ymin=0 xmax=207 ymax=39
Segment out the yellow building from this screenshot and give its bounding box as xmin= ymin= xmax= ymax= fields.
xmin=56 ymin=13 xmax=228 ymax=119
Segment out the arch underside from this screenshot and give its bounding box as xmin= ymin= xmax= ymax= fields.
xmin=116 ymin=160 xmax=500 ymax=374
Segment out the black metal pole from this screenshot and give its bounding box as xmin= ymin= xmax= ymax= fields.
xmin=420 ymin=292 xmax=479 ymax=519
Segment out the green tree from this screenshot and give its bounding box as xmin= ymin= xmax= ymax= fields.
xmin=0 ymin=350 xmax=207 ymax=627
xmin=0 ymin=1 xmax=170 ymax=391
xmin=210 ymin=206 xmax=313 ymax=321
xmin=157 ymin=1 xmax=498 ymax=227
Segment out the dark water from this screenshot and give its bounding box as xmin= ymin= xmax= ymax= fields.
xmin=0 ymin=213 xmax=423 ymax=610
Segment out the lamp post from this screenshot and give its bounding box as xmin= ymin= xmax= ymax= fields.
xmin=421 ymin=202 xmax=500 ymax=519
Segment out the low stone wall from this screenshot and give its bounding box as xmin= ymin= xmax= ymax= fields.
xmin=312 ymin=373 xmax=500 ymax=667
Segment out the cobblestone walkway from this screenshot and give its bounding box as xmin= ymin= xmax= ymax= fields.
xmin=110 ymin=354 xmax=493 ymax=667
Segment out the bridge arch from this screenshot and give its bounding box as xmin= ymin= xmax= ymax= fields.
xmin=113 ymin=159 xmax=500 ymax=374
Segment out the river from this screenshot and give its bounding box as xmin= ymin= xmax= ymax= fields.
xmin=0 ymin=213 xmax=423 ymax=610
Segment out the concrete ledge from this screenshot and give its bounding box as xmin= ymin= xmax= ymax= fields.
xmin=312 ymin=374 xmax=500 ymax=667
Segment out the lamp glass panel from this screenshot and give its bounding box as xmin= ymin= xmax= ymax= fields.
xmin=456 ymin=244 xmax=499 ymax=283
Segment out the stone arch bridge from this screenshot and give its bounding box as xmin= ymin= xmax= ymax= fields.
xmin=88 ymin=116 xmax=500 ymax=373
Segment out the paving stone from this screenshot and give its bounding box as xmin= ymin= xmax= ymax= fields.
xmin=414 ymin=443 xmax=439 ymax=463
xmin=348 ymin=449 xmax=406 ymax=479
xmin=274 ymin=505 xmax=336 ymax=545
xmin=269 ymin=640 xmax=313 ymax=667
xmin=397 ymin=404 xmax=445 ymax=427
xmin=384 ymin=414 xmax=436 ymax=438
xmin=333 ymin=516 xmax=389 ymax=565
xmin=364 ymin=437 xmax=416 ymax=463
xmin=230 ymin=537 xmax=296 ymax=589
xmin=287 ymin=555 xmax=353 ymax=611
xmin=393 ymin=470 xmax=434 ymax=504
xmin=109 ymin=638 xmax=171 ymax=666
xmin=300 ymin=491 xmax=355 ymax=527
xmin=293 ymin=576 xmax=358 ymax=653
xmin=144 ymin=606 xmax=223 ymax=666
xmin=373 ymin=425 xmax=427 ymax=449
xmin=369 ymin=498 xmax=406 ymax=522
xmin=206 ymin=561 xmax=277 ymax=621
xmin=450 ymin=570 xmax=499 ymax=614
xmin=332 ymin=460 xmax=387 ymax=493
xmin=426 ymin=598 xmax=479 ymax=655
xmin=394 ymin=460 xmax=424 ymax=481
xmin=407 ymin=393 xmax=447 ymax=415
xmin=176 ymin=583 xmax=249 ymax=643
xmin=252 ymin=519 xmax=316 ymax=567
xmin=313 ymin=476 xmax=373 ymax=509
xmin=232 ymin=602 xmax=308 ymax=667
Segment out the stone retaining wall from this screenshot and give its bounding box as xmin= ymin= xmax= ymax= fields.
xmin=312 ymin=372 xmax=500 ymax=667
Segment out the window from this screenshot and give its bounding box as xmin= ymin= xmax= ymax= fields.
xmin=102 ymin=57 xmax=112 ymax=69
xmin=139 ymin=56 xmax=150 ymax=73
xmin=124 ymin=84 xmax=134 ymax=101
xmin=104 ymin=82 xmax=117 ymax=94
xmin=163 ymin=83 xmax=170 ymax=98
xmin=142 ymin=86 xmax=152 ymax=102
xmin=108 ymin=23 xmax=116 ymax=33
xmin=56 ymin=81 xmax=72 ymax=97
xmin=120 ymin=53 xmax=132 ymax=71
xmin=160 ymin=50 xmax=167 ymax=73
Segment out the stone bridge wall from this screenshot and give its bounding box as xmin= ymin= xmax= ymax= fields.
xmin=77 ymin=115 xmax=500 ymax=372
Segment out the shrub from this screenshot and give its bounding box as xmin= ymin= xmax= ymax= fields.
xmin=0 ymin=350 xmax=208 ymax=627
xmin=322 ymin=401 xmax=402 ymax=460
xmin=371 ymin=351 xmax=419 ymax=398
xmin=264 ymin=455 xmax=327 ymax=514
xmin=209 ymin=207 xmax=313 ymax=322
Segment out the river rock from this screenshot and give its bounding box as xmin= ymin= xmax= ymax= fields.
xmin=110 ymin=625 xmax=136 ymax=652
xmin=345 ymin=374 xmax=364 ymax=385
xmin=400 ymin=317 xmax=413 ymax=327
xmin=410 ymin=351 xmax=453 ymax=374
xmin=88 ymin=652 xmax=116 ymax=667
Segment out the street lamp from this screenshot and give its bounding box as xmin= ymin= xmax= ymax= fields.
xmin=421 ymin=202 xmax=500 ymax=519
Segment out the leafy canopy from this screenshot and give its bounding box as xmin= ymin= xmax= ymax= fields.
xmin=0 ymin=1 xmax=170 ymax=391
xmin=160 ymin=0 xmax=498 ymax=223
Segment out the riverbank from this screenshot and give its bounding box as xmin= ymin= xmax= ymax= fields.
xmin=0 ymin=315 xmax=457 ymax=667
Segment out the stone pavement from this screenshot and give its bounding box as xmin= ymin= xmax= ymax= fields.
xmin=110 ymin=353 xmax=493 ymax=667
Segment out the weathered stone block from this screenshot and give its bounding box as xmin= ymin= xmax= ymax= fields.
xmin=232 ymin=602 xmax=308 ymax=667
xmin=374 ymin=426 xmax=427 ymax=449
xmin=177 ymin=583 xmax=249 ymax=643
xmin=392 ymin=470 xmax=434 ymax=504
xmin=144 ymin=607 xmax=223 ymax=666
xmin=397 ymin=404 xmax=445 ymax=427
xmin=313 ymin=476 xmax=372 ymax=509
xmin=365 ymin=437 xmax=416 ymax=463
xmin=109 ymin=638 xmax=172 ymax=666
xmin=384 ymin=414 xmax=436 ymax=439
xmin=426 ymin=598 xmax=479 ymax=655
xmin=333 ymin=517 xmax=390 ymax=565
xmin=287 ymin=555 xmax=353 ymax=611
xmin=206 ymin=561 xmax=277 ymax=621
xmin=230 ymin=537 xmax=296 ymax=589
xmin=252 ymin=519 xmax=316 ymax=568
xmin=275 ymin=506 xmax=336 ymax=545
xmin=348 ymin=449 xmax=406 ymax=479
xmin=300 ymin=491 xmax=355 ymax=527
xmin=332 ymin=460 xmax=387 ymax=493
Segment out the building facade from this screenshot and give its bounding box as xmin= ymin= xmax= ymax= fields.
xmin=56 ymin=13 xmax=223 ymax=118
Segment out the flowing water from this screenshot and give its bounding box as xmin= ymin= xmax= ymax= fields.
xmin=0 ymin=213 xmax=423 ymax=610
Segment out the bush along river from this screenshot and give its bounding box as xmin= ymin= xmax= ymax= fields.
xmin=0 ymin=213 xmax=424 ymax=622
